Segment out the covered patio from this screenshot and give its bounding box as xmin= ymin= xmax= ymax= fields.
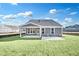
xmin=19 ymin=26 xmax=62 ymax=38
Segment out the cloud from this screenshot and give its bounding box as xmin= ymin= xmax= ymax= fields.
xmin=3 ymin=14 xmax=16 ymax=20
xmin=0 ymin=15 xmax=4 ymax=17
xmin=17 ymin=13 xmax=25 ymax=16
xmin=25 ymin=11 xmax=32 ymax=16
xmin=2 ymin=11 xmax=33 ymax=20
xmin=45 ymin=17 xmax=51 ymax=19
xmin=68 ymin=12 xmax=78 ymax=15
xmin=66 ymin=8 xmax=71 ymax=11
xmin=64 ymin=18 xmax=73 ymax=23
xmin=53 ymin=18 xmax=58 ymax=21
xmin=62 ymin=21 xmax=67 ymax=26
xmin=49 ymin=9 xmax=57 ymax=14
xmin=62 ymin=18 xmax=73 ymax=27
xmin=17 ymin=11 xmax=32 ymax=17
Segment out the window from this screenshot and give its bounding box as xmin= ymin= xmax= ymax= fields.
xmin=42 ymin=28 xmax=44 ymax=34
xmin=28 ymin=28 xmax=30 ymax=33
xmin=51 ymin=28 xmax=54 ymax=34
xmin=33 ymin=28 xmax=35 ymax=33
xmin=31 ymin=28 xmax=32 ymax=33
xmin=36 ymin=28 xmax=39 ymax=34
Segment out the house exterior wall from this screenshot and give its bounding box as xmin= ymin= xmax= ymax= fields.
xmin=45 ymin=28 xmax=50 ymax=35
xmin=55 ymin=28 xmax=62 ymax=37
xmin=41 ymin=28 xmax=62 ymax=37
xmin=41 ymin=28 xmax=54 ymax=36
xmin=20 ymin=27 xmax=62 ymax=37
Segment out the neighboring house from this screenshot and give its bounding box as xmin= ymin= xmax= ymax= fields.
xmin=63 ymin=24 xmax=79 ymax=32
xmin=5 ymin=25 xmax=19 ymax=33
xmin=19 ymin=19 xmax=63 ymax=38
xmin=0 ymin=25 xmax=19 ymax=34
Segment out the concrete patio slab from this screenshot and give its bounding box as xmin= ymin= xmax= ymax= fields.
xmin=42 ymin=37 xmax=64 ymax=40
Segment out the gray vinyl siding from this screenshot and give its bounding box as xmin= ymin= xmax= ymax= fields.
xmin=41 ymin=28 xmax=50 ymax=36
xmin=41 ymin=28 xmax=62 ymax=37
xmin=55 ymin=28 xmax=62 ymax=37
xmin=41 ymin=28 xmax=54 ymax=36
xmin=44 ymin=28 xmax=50 ymax=35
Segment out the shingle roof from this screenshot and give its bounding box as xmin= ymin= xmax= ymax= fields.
xmin=26 ymin=19 xmax=62 ymax=26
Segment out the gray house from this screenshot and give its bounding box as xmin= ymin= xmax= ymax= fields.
xmin=19 ymin=19 xmax=63 ymax=39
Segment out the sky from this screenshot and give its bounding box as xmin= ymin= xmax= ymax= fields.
xmin=0 ymin=3 xmax=79 ymax=27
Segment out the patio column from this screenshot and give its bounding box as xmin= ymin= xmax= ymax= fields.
xmin=40 ymin=27 xmax=42 ymax=37
xmin=54 ymin=28 xmax=55 ymax=35
xmin=26 ymin=28 xmax=27 ymax=34
xmin=61 ymin=27 xmax=63 ymax=36
xmin=19 ymin=27 xmax=22 ymax=37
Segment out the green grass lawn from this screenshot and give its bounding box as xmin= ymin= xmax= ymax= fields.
xmin=0 ymin=35 xmax=79 ymax=56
